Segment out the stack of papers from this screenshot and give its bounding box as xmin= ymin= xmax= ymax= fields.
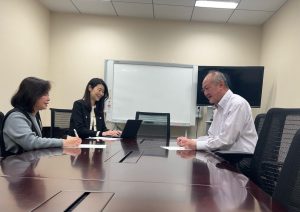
xmin=79 ymin=144 xmax=106 ymax=148
xmin=160 ymin=146 xmax=189 ymax=151
xmin=88 ymin=136 xmax=121 ymax=141
xmin=66 ymin=144 xmax=107 ymax=149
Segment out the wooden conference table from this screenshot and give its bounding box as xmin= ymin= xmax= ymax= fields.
xmin=0 ymin=138 xmax=286 ymax=212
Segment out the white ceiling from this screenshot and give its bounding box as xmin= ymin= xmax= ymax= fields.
xmin=39 ymin=0 xmax=288 ymax=25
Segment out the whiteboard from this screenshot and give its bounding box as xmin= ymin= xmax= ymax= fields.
xmin=104 ymin=60 xmax=197 ymax=126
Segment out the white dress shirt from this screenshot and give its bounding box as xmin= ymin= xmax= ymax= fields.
xmin=196 ymin=90 xmax=258 ymax=153
xmin=89 ymin=106 xmax=100 ymax=136
xmin=89 ymin=106 xmax=96 ymax=131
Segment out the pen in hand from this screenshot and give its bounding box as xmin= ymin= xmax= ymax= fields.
xmin=63 ymin=129 xmax=82 ymax=148
xmin=73 ymin=129 xmax=79 ymax=137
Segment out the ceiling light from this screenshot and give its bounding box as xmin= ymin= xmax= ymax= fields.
xmin=195 ymin=1 xmax=238 ymax=9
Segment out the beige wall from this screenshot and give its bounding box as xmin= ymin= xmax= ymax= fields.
xmin=49 ymin=14 xmax=262 ymax=135
xmin=49 ymin=14 xmax=261 ymax=108
xmin=0 ymin=2 xmax=264 ymax=137
xmin=0 ymin=0 xmax=50 ymax=115
xmin=261 ymin=0 xmax=300 ymax=110
xmin=2 ymin=0 xmax=299 ymax=137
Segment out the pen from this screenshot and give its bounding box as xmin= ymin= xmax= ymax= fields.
xmin=74 ymin=129 xmax=79 ymax=137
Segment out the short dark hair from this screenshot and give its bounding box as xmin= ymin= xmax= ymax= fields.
xmin=11 ymin=77 xmax=51 ymax=112
xmin=83 ymin=78 xmax=109 ymax=112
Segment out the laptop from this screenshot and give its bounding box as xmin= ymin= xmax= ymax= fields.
xmin=107 ymin=119 xmax=142 ymax=139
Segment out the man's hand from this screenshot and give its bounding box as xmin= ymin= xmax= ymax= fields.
xmin=176 ymin=137 xmax=197 ymax=150
xmin=176 ymin=150 xmax=196 ymax=159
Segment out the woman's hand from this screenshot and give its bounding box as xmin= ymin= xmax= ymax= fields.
xmin=103 ymin=130 xmax=122 ymax=137
xmin=63 ymin=148 xmax=82 ymax=156
xmin=63 ymin=136 xmax=82 ymax=147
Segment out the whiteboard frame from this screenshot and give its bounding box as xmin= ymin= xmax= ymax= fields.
xmin=104 ymin=60 xmax=198 ymax=126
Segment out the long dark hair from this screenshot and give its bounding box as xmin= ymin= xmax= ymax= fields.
xmin=83 ymin=78 xmax=109 ymax=113
xmin=11 ymin=77 xmax=51 ymax=113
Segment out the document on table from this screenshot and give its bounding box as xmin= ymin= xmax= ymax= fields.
xmin=78 ymin=144 xmax=107 ymax=149
xmin=160 ymin=146 xmax=188 ymax=151
xmin=88 ymin=136 xmax=121 ymax=141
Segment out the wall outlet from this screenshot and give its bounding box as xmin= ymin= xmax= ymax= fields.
xmin=196 ymin=106 xmax=201 ymax=118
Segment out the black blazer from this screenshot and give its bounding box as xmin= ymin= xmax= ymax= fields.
xmin=69 ymin=100 xmax=108 ymax=138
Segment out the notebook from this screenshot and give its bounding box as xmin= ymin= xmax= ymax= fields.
xmin=107 ymin=119 xmax=142 ymax=139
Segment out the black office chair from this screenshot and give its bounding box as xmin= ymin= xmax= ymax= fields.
xmin=254 ymin=113 xmax=266 ymax=137
xmin=50 ymin=108 xmax=72 ymax=138
xmin=238 ymin=113 xmax=266 ymax=176
xmin=0 ymin=111 xmax=4 ymax=130
xmin=0 ymin=111 xmax=5 ymax=158
xmin=249 ymin=108 xmax=300 ymax=196
xmin=135 ymin=112 xmax=170 ymax=139
xmin=272 ymin=129 xmax=300 ymax=212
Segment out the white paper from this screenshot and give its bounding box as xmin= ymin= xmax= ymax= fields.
xmin=78 ymin=144 xmax=107 ymax=149
xmin=160 ymin=146 xmax=189 ymax=151
xmin=88 ymin=136 xmax=121 ymax=141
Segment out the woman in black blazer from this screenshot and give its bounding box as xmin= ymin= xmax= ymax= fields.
xmin=69 ymin=78 xmax=121 ymax=138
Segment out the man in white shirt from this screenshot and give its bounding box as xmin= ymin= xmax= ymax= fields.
xmin=177 ymin=70 xmax=258 ymax=153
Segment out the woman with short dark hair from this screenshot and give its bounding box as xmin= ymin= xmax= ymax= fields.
xmin=69 ymin=78 xmax=121 ymax=138
xmin=1 ymin=77 xmax=81 ymax=155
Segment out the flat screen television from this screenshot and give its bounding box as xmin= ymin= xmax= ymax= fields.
xmin=197 ymin=66 xmax=264 ymax=108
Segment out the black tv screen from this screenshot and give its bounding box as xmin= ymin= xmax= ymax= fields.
xmin=197 ymin=66 xmax=264 ymax=107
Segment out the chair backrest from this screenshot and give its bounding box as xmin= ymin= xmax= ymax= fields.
xmin=250 ymin=108 xmax=300 ymax=195
xmin=0 ymin=111 xmax=5 ymax=157
xmin=254 ymin=113 xmax=266 ymax=138
xmin=50 ymin=108 xmax=72 ymax=138
xmin=135 ymin=112 xmax=170 ymax=139
xmin=0 ymin=111 xmax=4 ymax=131
xmin=272 ymin=129 xmax=300 ymax=212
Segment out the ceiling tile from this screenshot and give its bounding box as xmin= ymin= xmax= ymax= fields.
xmin=39 ymin=0 xmax=284 ymax=25
xmin=40 ymin=0 xmax=79 ymax=13
xmin=112 ymin=0 xmax=152 ymax=3
xmin=72 ymin=0 xmax=116 ymax=16
xmin=228 ymin=10 xmax=274 ymax=25
xmin=153 ymin=0 xmax=196 ymax=7
xmin=192 ymin=8 xmax=233 ymax=23
xmin=154 ymin=5 xmax=193 ymax=21
xmin=113 ymin=2 xmax=153 ymax=18
xmin=237 ymin=0 xmax=287 ymax=12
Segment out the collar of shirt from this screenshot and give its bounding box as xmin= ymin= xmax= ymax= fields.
xmin=216 ymin=89 xmax=233 ymax=110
